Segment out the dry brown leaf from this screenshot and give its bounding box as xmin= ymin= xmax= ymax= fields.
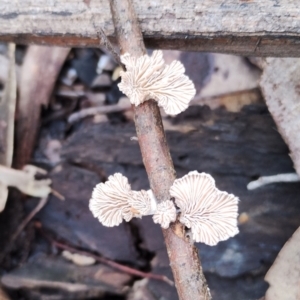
xmin=265 ymin=227 xmax=300 ymax=300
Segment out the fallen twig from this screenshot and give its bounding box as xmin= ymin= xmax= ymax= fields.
xmin=98 ymin=28 xmax=124 ymax=69
xmin=0 ymin=197 xmax=48 ymax=263
xmin=37 ymin=226 xmax=174 ymax=286
xmin=247 ymin=173 xmax=300 ymax=190
xmin=109 ymin=1 xmax=211 ymax=299
xmin=11 ymin=197 xmax=48 ymax=245
xmin=68 ymin=98 xmax=131 ymax=124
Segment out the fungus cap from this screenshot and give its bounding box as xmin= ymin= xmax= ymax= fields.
xmin=89 ymin=173 xmax=134 ymax=227
xmin=118 ymin=50 xmax=196 ymax=116
xmin=152 ymin=200 xmax=177 ymax=229
xmin=170 ymin=171 xmax=239 ymax=246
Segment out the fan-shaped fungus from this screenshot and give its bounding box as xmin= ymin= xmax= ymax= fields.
xmin=118 ymin=50 xmax=196 ymax=116
xmin=170 ymin=171 xmax=239 ymax=246
xmin=89 ymin=173 xmax=157 ymax=227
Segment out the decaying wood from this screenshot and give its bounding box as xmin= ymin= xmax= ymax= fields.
xmin=1 ymin=1 xmax=300 ymax=56
xmin=264 ymin=227 xmax=300 ymax=300
xmin=110 ymin=0 xmax=210 ymax=299
xmin=0 ymin=43 xmax=16 ymax=212
xmin=15 ymin=46 xmax=70 ymax=168
xmin=260 ymin=58 xmax=300 ymax=176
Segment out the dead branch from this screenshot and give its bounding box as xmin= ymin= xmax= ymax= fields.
xmin=109 ymin=0 xmax=210 ymax=299
xmin=37 ymin=226 xmax=173 ymax=286
xmin=1 ymin=1 xmax=300 ymax=56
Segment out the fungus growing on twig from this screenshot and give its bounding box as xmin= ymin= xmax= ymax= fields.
xmin=152 ymin=200 xmax=177 ymax=229
xmin=118 ymin=50 xmax=196 ymax=116
xmin=89 ymin=173 xmax=157 ymax=227
xmin=89 ymin=173 xmax=134 ymax=227
xmin=89 ymin=171 xmax=239 ymax=245
xmin=170 ymin=171 xmax=239 ymax=246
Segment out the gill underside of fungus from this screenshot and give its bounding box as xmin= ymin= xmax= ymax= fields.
xmin=118 ymin=50 xmax=196 ymax=116
xmin=89 ymin=171 xmax=239 ymax=246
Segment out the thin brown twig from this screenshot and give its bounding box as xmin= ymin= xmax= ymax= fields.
xmin=68 ymin=101 xmax=131 ymax=124
xmin=91 ymin=15 xmax=122 ymax=67
xmin=51 ymin=188 xmax=65 ymax=201
xmin=97 ymin=28 xmax=124 ymax=69
xmin=109 ymin=1 xmax=211 ymax=299
xmin=0 ymin=197 xmax=48 ymax=263
xmin=12 ymin=197 xmax=48 ymax=242
xmin=37 ymin=226 xmax=174 ymax=286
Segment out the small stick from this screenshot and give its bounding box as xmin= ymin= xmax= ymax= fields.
xmin=247 ymin=173 xmax=300 ymax=190
xmin=11 ymin=197 xmax=48 ymax=243
xmin=68 ymin=101 xmax=131 ymax=124
xmin=98 ymin=28 xmax=124 ymax=69
xmin=0 ymin=197 xmax=48 ymax=263
xmin=37 ymin=226 xmax=174 ymax=286
xmin=51 ymin=188 xmax=65 ymax=201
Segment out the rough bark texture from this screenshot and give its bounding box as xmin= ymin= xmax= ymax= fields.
xmin=260 ymin=58 xmax=300 ymax=176
xmin=1 ymin=1 xmax=300 ymax=56
xmin=15 ymin=46 xmax=70 ymax=168
xmin=110 ymin=0 xmax=210 ymax=299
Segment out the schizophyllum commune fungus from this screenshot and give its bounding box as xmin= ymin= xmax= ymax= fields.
xmin=90 ymin=51 xmax=238 ymax=245
xmin=89 ymin=171 xmax=239 ymax=246
xmin=118 ymin=50 xmax=196 ymax=116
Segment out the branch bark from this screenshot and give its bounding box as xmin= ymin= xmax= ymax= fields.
xmin=109 ymin=1 xmax=211 ymax=299
xmin=1 ymin=0 xmax=300 ymax=56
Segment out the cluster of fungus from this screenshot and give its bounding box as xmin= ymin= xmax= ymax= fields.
xmin=89 ymin=51 xmax=239 ymax=246
xmin=89 ymin=171 xmax=239 ymax=246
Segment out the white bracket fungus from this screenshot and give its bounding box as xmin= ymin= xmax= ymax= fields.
xmin=170 ymin=171 xmax=239 ymax=246
xmin=118 ymin=50 xmax=196 ymax=116
xmin=89 ymin=173 xmax=157 ymax=227
xmin=89 ymin=171 xmax=239 ymax=246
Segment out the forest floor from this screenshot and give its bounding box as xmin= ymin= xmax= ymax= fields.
xmin=0 ymin=46 xmax=299 ymax=300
